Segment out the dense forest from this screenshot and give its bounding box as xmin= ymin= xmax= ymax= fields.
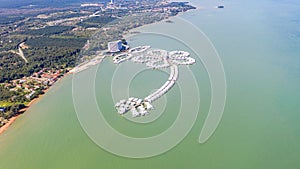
xmin=21 ymin=26 xmax=75 ymax=36
xmin=26 ymin=36 xmax=86 ymax=48
xmin=0 ymin=15 xmax=118 ymax=78
xmin=0 ymin=36 xmax=86 ymax=82
xmin=0 ymin=47 xmax=83 ymax=83
xmin=0 ymin=16 xmax=25 ymax=24
xmin=77 ymin=16 xmax=116 ymax=28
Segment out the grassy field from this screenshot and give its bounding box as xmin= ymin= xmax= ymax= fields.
xmin=0 ymin=101 xmax=28 ymax=107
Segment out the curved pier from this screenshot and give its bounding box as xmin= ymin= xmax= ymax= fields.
xmin=114 ymin=46 xmax=195 ymax=117
xmin=145 ymin=65 xmax=178 ymax=102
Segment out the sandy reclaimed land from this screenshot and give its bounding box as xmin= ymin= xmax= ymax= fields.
xmin=0 ymin=115 xmax=20 ymax=135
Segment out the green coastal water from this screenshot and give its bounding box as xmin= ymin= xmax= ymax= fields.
xmin=1 ymin=0 xmax=300 ymax=168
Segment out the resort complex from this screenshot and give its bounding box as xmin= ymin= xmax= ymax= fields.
xmin=114 ymin=46 xmax=195 ymax=117
xmin=0 ymin=0 xmax=196 ymax=134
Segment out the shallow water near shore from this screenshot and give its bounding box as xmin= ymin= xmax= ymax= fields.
xmin=1 ymin=0 xmax=300 ymax=168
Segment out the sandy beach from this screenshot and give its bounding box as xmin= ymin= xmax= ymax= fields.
xmin=0 ymin=93 xmax=43 ymax=135
xmin=0 ymin=76 xmax=63 ymax=135
xmin=0 ymin=115 xmax=19 ymax=135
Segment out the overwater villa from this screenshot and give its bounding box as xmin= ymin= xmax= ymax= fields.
xmin=114 ymin=45 xmax=195 ymax=117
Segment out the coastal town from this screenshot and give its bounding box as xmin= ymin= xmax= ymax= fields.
xmin=0 ymin=0 xmax=196 ymax=130
xmin=0 ymin=68 xmax=68 ymax=128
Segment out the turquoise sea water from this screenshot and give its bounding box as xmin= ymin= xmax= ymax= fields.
xmin=1 ymin=0 xmax=300 ymax=168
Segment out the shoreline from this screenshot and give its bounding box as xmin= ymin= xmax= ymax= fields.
xmin=123 ymin=6 xmax=198 ymax=38
xmin=0 ymin=1 xmax=196 ymax=135
xmin=77 ymin=9 xmax=198 ymax=73
xmin=0 ymin=73 xmax=68 ymax=135
xmin=0 ymin=115 xmax=19 ymax=135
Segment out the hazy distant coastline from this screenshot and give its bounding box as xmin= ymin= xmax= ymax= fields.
xmin=0 ymin=0 xmax=108 ymax=8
